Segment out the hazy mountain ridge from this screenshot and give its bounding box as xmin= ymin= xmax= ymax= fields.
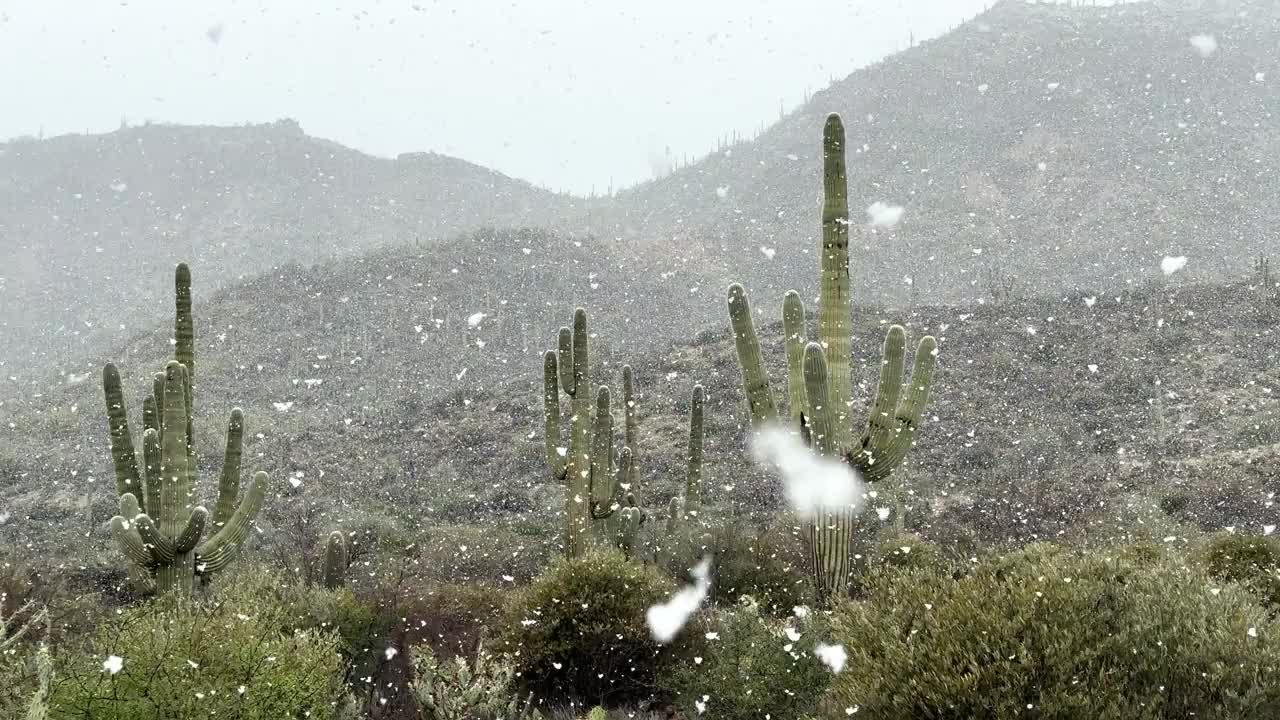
xmin=0 ymin=119 xmax=576 ymax=373
xmin=595 ymin=0 xmax=1280 ymax=307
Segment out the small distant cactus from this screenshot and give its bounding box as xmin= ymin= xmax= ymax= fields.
xmin=101 ymin=264 xmax=268 ymax=596
xmin=726 ymin=114 xmax=938 ymax=606
xmin=322 ymin=531 xmax=348 ymax=589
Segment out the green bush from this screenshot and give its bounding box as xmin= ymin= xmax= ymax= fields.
xmin=410 ymin=636 xmax=542 ymax=719
xmin=702 ymin=519 xmax=812 ymax=615
xmin=824 ymin=542 xmax=1280 ymax=718
xmin=1200 ymin=532 xmax=1280 ymax=608
xmin=661 ymin=596 xmax=831 ymax=720
xmin=501 ymin=548 xmax=680 ymax=705
xmin=48 ymin=574 xmax=349 ymax=719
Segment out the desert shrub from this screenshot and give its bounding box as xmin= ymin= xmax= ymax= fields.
xmin=1200 ymin=531 xmax=1280 ymax=609
xmin=701 ymin=519 xmax=811 ymax=615
xmin=410 ymin=636 xmax=542 ymax=719
xmin=48 ymin=577 xmax=349 ymax=719
xmin=824 ymin=542 xmax=1280 ymax=719
xmin=661 ymin=596 xmax=830 ymax=720
xmin=501 ymin=548 xmax=680 ymax=705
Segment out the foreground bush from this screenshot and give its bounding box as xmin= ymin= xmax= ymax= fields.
xmin=48 ymin=574 xmax=349 ymax=719
xmin=1200 ymin=531 xmax=1280 ymax=609
xmin=410 ymin=636 xmax=542 ymax=719
xmin=502 ymin=548 xmax=677 ymax=705
xmin=661 ymin=596 xmax=830 ymax=720
xmin=825 ymin=542 xmax=1280 ymax=719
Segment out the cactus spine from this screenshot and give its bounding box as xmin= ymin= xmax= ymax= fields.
xmin=322 ymin=531 xmax=348 ymax=589
xmin=543 ymin=308 xmax=632 ymax=557
xmin=102 ymin=264 xmax=269 ymax=597
xmin=726 ymin=113 xmax=939 ymax=606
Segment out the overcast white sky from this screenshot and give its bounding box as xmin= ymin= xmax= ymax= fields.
xmin=1 ymin=0 xmax=1002 ymax=193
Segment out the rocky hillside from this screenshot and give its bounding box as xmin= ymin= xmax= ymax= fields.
xmin=597 ymin=0 xmax=1280 ymax=307
xmin=3 ymin=265 xmax=1276 ymax=580
xmin=0 ymin=120 xmax=574 ymax=373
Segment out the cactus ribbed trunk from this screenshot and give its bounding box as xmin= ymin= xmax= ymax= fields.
xmin=818 ymin=114 xmax=853 ymax=455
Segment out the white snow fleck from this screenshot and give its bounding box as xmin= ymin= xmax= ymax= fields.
xmin=1161 ymin=256 xmax=1188 ymax=276
xmin=866 ymin=201 xmax=904 ymax=228
xmin=186 ymin=660 xmax=199 ymax=669
xmin=785 ymin=627 xmax=802 ymax=642
xmin=750 ymin=425 xmax=864 ymax=519
xmin=759 ymin=246 xmax=776 ymax=260
xmin=1264 ymin=525 xmax=1276 ymax=537
xmin=815 ymin=643 xmax=847 ymax=673
xmin=1084 ymin=296 xmax=1097 ymax=308
xmin=288 ymin=477 xmax=303 ymax=489
xmin=272 ymin=401 xmax=294 ymax=413
xmin=646 ymin=556 xmax=713 ymax=644
xmin=385 ymin=647 xmax=399 ymax=660
xmin=876 ymin=507 xmax=891 ymax=521
xmin=1248 ymin=627 xmax=1258 ymax=638
xmin=1088 ymin=364 xmax=1098 ymax=374
xmin=715 ymin=186 xmax=729 ymax=198
xmin=467 ymin=312 xmax=487 ymax=327
xmin=704 ymin=632 xmax=720 ymax=640
xmin=103 ymin=655 xmax=124 ymax=674
xmin=1189 ymin=34 xmax=1218 ymax=57
xmin=1046 ymin=82 xmax=1060 ymax=91
xmin=1255 ymin=72 xmax=1266 ymax=82
xmin=977 ymin=83 xmax=990 ymax=94
xmin=109 ymin=181 xmax=129 ymax=193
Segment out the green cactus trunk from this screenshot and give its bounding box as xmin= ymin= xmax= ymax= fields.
xmin=725 ymin=113 xmax=939 ymax=607
xmin=322 ymin=531 xmax=347 ymax=589
xmin=102 ymin=264 xmax=269 ymax=597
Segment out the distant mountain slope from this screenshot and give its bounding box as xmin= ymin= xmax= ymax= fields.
xmin=598 ymin=0 xmax=1280 ymax=307
xmin=0 ymin=120 xmax=573 ymax=373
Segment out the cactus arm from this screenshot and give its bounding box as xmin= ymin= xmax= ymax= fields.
xmin=855 ymin=335 xmax=938 ymax=482
xmin=818 ymin=113 xmax=854 ymax=453
xmin=564 ymin=311 xmax=593 ymax=557
xmin=622 ymin=365 xmax=639 ymax=489
xmin=862 ymin=326 xmax=907 ymax=468
xmin=571 ymin=309 xmax=588 ymax=395
xmin=322 ymin=531 xmax=347 ymax=589
xmin=174 ymin=506 xmax=208 ymax=554
xmin=111 ymin=493 xmax=155 ymax=569
xmin=141 ymin=428 xmax=162 ymax=519
xmin=157 ymin=362 xmax=192 ymax=540
xmin=174 ymin=263 xmax=195 ymax=382
xmin=132 ymin=512 xmax=175 ymax=564
xmin=543 ymin=351 xmax=567 ymax=480
xmin=728 ymin=283 xmax=778 ymax=424
xmin=802 ymin=343 xmax=835 ymax=456
xmin=195 ymin=470 xmax=268 ymax=576
xmin=686 ymin=384 xmax=704 ymax=510
xmin=110 ymin=515 xmax=155 ymax=570
xmin=210 ymin=408 xmax=244 ymax=528
xmin=783 ymin=291 xmax=809 ymax=427
xmin=589 ymin=386 xmax=616 ymax=520
xmin=557 ymin=327 xmax=575 ymax=395
xmin=103 ymin=364 xmax=144 ymax=502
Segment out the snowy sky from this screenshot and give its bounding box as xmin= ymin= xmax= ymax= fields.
xmin=1 ymin=0 xmax=1003 ymax=193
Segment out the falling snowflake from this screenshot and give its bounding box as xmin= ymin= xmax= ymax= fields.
xmin=646 ymin=557 xmax=713 ymax=643
xmin=815 ymin=643 xmax=848 ymax=673
xmin=467 ymin=312 xmax=487 ymax=327
xmin=1161 ymin=256 xmax=1188 ymax=276
xmin=103 ymin=655 xmax=124 ymax=674
xmin=1189 ymin=34 xmax=1217 ymax=58
xmin=866 ymin=201 xmax=904 ymax=228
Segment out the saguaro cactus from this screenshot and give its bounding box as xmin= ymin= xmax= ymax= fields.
xmin=102 ymin=264 xmax=268 ymax=597
xmin=322 ymin=531 xmax=348 ymax=589
xmin=543 ymin=308 xmax=633 ymax=557
xmin=726 ymin=113 xmax=938 ymax=606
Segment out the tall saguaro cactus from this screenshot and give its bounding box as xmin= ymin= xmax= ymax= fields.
xmin=102 ymin=263 xmax=269 ymax=597
xmin=543 ymin=308 xmax=631 ymax=557
xmin=726 ymin=113 xmax=939 ymax=606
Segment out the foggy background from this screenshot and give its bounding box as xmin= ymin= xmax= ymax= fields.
xmin=0 ymin=0 xmax=1001 ymax=193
